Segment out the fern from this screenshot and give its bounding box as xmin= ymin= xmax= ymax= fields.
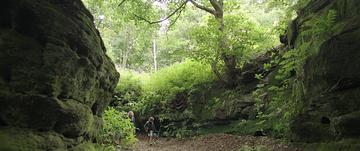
xmin=310 ymin=9 xmax=337 ymax=37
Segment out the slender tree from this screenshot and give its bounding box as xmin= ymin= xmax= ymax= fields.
xmin=135 ymin=0 xmax=239 ymax=87
xmin=189 ymin=0 xmax=238 ymax=87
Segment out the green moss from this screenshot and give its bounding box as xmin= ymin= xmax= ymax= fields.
xmin=56 ymin=99 xmax=94 ymax=137
xmin=0 ymin=127 xmax=112 ymax=151
xmin=0 ymin=127 xmax=68 ymax=151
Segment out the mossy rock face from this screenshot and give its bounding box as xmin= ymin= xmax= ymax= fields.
xmin=0 ymin=127 xmax=69 ymax=151
xmin=0 ymin=0 xmax=119 ymax=149
xmin=0 ymin=127 xmax=100 ymax=151
xmin=285 ymin=0 xmax=360 ymax=143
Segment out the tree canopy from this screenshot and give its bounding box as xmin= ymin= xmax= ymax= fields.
xmin=82 ymin=0 xmax=299 ymax=76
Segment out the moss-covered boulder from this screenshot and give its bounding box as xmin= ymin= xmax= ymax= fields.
xmin=0 ymin=0 xmax=119 ymax=149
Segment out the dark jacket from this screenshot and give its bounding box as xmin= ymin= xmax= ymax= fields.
xmin=144 ymin=121 xmax=156 ymax=132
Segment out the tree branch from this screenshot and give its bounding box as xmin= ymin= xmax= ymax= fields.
xmin=189 ymin=0 xmax=216 ymax=15
xmin=167 ymin=5 xmax=186 ymax=31
xmin=210 ymin=59 xmax=227 ymax=85
xmin=209 ymin=0 xmax=222 ymax=12
xmin=118 ymin=0 xmax=127 ymax=7
xmin=134 ymin=0 xmax=188 ymax=24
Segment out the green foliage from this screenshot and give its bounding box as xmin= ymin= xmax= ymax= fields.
xmin=252 ymin=9 xmax=338 ymax=138
xmin=112 ymin=60 xmax=216 ymax=137
xmin=155 ymin=8 xmax=206 ymax=68
xmin=253 ymin=48 xmax=306 ymax=138
xmin=82 ymin=0 xmax=159 ymax=71
xmin=266 ymin=0 xmax=311 ymax=13
xmin=99 ymin=107 xmax=137 ymax=149
xmin=189 ymin=12 xmax=277 ymax=67
xmin=145 ymin=60 xmax=215 ymax=92
xmin=113 ymin=70 xmax=144 ymax=111
xmin=265 ymin=0 xmax=312 ymax=37
xmin=110 ymin=22 xmax=155 ymax=70
xmin=138 ymin=60 xmax=215 ymax=119
xmin=116 ymin=70 xmax=143 ymax=97
xmin=83 ymin=0 xmax=333 ymax=141
xmin=302 ymin=9 xmax=337 ymax=40
xmin=82 ymin=0 xmax=284 ymax=73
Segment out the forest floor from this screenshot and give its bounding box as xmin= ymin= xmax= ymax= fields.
xmin=130 ymin=133 xmax=302 ymax=151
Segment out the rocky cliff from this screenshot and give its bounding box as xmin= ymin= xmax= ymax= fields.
xmin=283 ymin=0 xmax=360 ymax=146
xmin=0 ymin=0 xmax=119 ymax=150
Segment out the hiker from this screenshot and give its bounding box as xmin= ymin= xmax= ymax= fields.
xmin=128 ymin=111 xmax=136 ymax=125
xmin=128 ymin=111 xmax=141 ymax=133
xmin=144 ymin=116 xmax=156 ymax=144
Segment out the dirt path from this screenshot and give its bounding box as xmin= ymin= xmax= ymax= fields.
xmin=130 ymin=133 xmax=302 ymax=151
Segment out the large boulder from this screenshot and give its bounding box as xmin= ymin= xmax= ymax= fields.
xmin=286 ymin=0 xmax=360 ymax=142
xmin=0 ymin=0 xmax=119 ymax=150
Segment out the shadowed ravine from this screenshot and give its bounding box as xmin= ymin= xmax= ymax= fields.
xmin=1 ymin=0 xmax=360 ymax=150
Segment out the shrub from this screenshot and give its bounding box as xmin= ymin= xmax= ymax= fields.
xmin=98 ymin=107 xmax=137 ymax=149
xmin=138 ymin=60 xmax=215 ymax=115
xmin=136 ymin=60 xmax=216 ymax=137
xmin=113 ymin=70 xmax=145 ymax=111
xmin=111 ymin=60 xmax=218 ymax=138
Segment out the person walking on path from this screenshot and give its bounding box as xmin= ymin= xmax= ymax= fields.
xmin=144 ymin=116 xmax=156 ymax=145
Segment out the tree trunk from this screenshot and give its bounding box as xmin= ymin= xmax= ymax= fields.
xmin=216 ymin=5 xmax=238 ymax=88
xmin=189 ymin=0 xmax=239 ymax=87
xmin=121 ymin=52 xmax=128 ymax=69
xmin=153 ymin=39 xmax=158 ymax=72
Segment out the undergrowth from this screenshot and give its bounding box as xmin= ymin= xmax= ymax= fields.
xmin=252 ymin=9 xmax=337 ymax=138
xmin=98 ymin=107 xmax=137 ymax=150
xmin=112 ymin=60 xmax=217 ymax=138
